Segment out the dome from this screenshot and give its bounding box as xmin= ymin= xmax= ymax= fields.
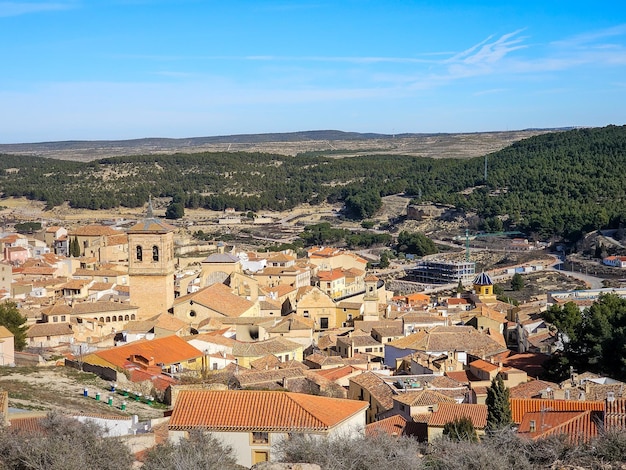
xmin=473 ymin=272 xmax=493 ymax=286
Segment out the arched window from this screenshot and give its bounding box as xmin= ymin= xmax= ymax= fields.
xmin=99 ymin=317 xmax=104 ymax=322
xmin=112 ymin=316 xmax=117 ymax=322
xmin=131 ymin=314 xmax=136 ymax=320
xmin=136 ymin=245 xmax=143 ymax=261
xmin=124 ymin=315 xmax=129 ymax=321
xmin=152 ymin=245 xmax=159 ymax=262
xmin=105 ymin=316 xmax=111 ymax=322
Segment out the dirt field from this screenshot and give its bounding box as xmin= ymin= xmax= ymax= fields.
xmin=0 ymin=366 xmax=165 ymax=421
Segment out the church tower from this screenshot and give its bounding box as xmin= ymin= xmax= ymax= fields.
xmin=128 ymin=199 xmax=176 ymax=318
xmin=472 ymin=272 xmax=497 ymax=304
xmin=363 ymin=274 xmax=380 ymax=318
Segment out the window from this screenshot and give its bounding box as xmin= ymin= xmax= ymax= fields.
xmin=53 ymin=316 xmax=58 ymax=323
xmin=252 ymin=432 xmax=269 ymax=444
xmin=46 ymin=336 xmax=51 ymax=341
xmin=212 ymin=362 xmax=218 ymax=370
xmin=320 ymin=317 xmax=329 ymax=329
xmin=60 ymin=315 xmax=66 ymax=322
xmin=529 ymin=420 xmax=536 ymax=432
xmin=136 ymin=245 xmax=143 ymax=261
xmin=400 ymin=404 xmax=406 ymax=411
xmin=253 ymin=451 xmax=269 ymax=464
xmin=303 ymin=310 xmax=309 ymax=318
xmin=152 ymin=245 xmax=159 ymax=261
xmin=365 ymin=347 xmax=372 ymax=353
xmin=189 ymin=310 xmax=197 ymax=318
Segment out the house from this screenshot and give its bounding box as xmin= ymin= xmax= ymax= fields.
xmin=265 ymin=314 xmax=314 ymax=348
xmin=509 ymin=398 xmax=605 ymax=425
xmin=384 ymin=325 xmax=508 ymax=369
xmin=336 ymin=333 xmax=384 ymax=359
xmin=386 ymin=389 xmax=456 ymax=421
xmin=427 ymin=403 xmax=488 ymax=441
xmin=26 ymin=323 xmax=74 ymax=348
xmin=603 ymin=256 xmax=626 ymax=268
xmin=82 ymin=335 xmax=204 ymax=375
xmin=307 ymin=247 xmax=368 ymax=272
xmin=67 ymin=224 xmax=123 ymax=262
xmin=293 ymin=286 xmax=337 ymax=331
xmin=231 ymin=336 xmax=303 ymax=368
xmin=348 ymin=371 xmax=396 ymax=423
xmin=168 ymin=389 xmax=368 ymax=467
xmin=0 ymin=326 xmax=15 ymax=366
xmin=172 ymin=282 xmax=259 ymax=329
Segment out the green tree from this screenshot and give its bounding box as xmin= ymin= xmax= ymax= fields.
xmin=379 ymin=251 xmax=390 ymax=269
xmin=486 ymin=373 xmax=513 ymax=432
xmin=165 ymin=201 xmax=184 ymax=219
xmin=456 ymin=279 xmax=464 ymax=294
xmin=396 ymin=231 xmax=438 ymax=256
xmin=0 ymin=301 xmax=28 ymax=351
xmin=70 ymin=236 xmax=81 ymax=258
xmin=442 ymin=417 xmax=478 ymax=442
xmin=543 ymin=301 xmax=582 ymax=344
xmin=510 ymin=273 xmax=524 ymax=291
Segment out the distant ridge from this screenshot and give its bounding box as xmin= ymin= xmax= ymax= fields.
xmin=0 ymin=128 xmax=572 ymax=162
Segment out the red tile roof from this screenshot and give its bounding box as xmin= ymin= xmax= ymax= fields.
xmin=517 ymin=410 xmax=601 ymax=443
xmin=89 ymin=335 xmax=203 ymax=368
xmin=169 ymin=390 xmax=368 ymax=432
xmin=510 ymin=398 xmax=605 ymax=424
xmin=427 ymin=403 xmax=488 ymax=429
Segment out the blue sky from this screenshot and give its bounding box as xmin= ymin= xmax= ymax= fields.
xmin=1 ymin=0 xmax=625 ymax=143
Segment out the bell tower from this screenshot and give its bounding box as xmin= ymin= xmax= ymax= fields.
xmin=128 ymin=198 xmax=176 ymax=318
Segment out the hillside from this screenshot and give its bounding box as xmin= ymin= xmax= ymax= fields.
xmin=0 ymin=129 xmax=557 ymax=162
xmin=0 ymin=125 xmax=624 ymax=240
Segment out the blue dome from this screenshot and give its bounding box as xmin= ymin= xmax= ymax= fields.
xmin=473 ymin=272 xmax=493 ymax=286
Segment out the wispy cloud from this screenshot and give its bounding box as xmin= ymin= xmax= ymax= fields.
xmin=0 ymin=1 xmax=76 ymax=17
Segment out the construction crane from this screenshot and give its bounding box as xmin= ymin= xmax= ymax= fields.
xmin=454 ymin=229 xmax=525 ymax=262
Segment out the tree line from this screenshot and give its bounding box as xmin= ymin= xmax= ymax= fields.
xmin=1 ymin=125 xmax=625 ymax=240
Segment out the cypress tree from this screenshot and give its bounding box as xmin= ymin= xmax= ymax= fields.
xmin=486 ymin=373 xmax=513 ymax=432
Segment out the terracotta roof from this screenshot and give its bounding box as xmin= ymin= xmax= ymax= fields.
xmin=88 ymin=335 xmax=203 ymax=368
xmin=106 ymin=234 xmax=128 ymax=246
xmin=263 ymin=284 xmax=297 ymax=298
xmin=314 ymin=365 xmax=361 ymax=381
xmin=395 ymin=389 xmax=456 ymax=407
xmin=267 ymin=314 xmax=314 ymax=333
xmin=72 ymin=301 xmax=138 ymax=315
xmin=502 ymin=352 xmax=549 ymax=378
xmin=27 ymin=323 xmax=73 ymax=337
xmin=61 ymin=279 xmax=91 ymax=290
xmin=20 ymin=266 xmax=56 ymax=276
xmin=74 ymin=268 xmax=125 ymax=277
xmin=365 ymin=414 xmax=423 ymax=438
xmin=154 ymin=313 xmax=187 ymax=332
xmin=89 ymin=282 xmax=115 ymax=291
xmin=509 ymin=380 xmax=559 ymax=399
xmin=174 ymin=283 xmax=255 ymax=317
xmin=510 ymin=398 xmax=605 ymax=424
xmin=517 ymin=410 xmax=601 ymax=442
xmin=169 ymin=390 xmax=368 ymax=431
xmin=318 ymin=269 xmax=346 ymax=281
xmin=69 ymin=225 xmax=120 ymax=237
xmin=469 ymin=359 xmax=499 ymax=372
xmin=349 ymin=372 xmax=395 ymax=410
xmin=186 ymin=331 xmax=235 ymax=348
xmin=388 ymin=326 xmax=507 ymax=358
xmin=9 ymin=416 xmax=46 ymax=433
xmin=237 ymin=367 xmax=305 ymax=388
xmin=428 ymin=403 xmax=488 ymax=429
xmin=250 ymin=354 xmax=282 ymax=370
xmin=232 ymin=337 xmax=301 ymax=357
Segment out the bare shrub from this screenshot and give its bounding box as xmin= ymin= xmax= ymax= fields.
xmin=0 ymin=412 xmax=133 ymax=470
xmin=275 ymin=432 xmax=424 ymax=470
xmin=142 ymin=430 xmax=240 ymax=470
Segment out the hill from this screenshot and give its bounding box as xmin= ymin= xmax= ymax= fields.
xmin=0 ymin=125 xmax=624 ymax=241
xmin=0 ymin=129 xmax=559 ymax=162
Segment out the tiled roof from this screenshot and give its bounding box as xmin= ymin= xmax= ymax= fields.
xmin=349 ymin=372 xmax=396 ymax=410
xmin=388 ymin=326 xmax=507 ymax=358
xmin=69 ymin=225 xmax=120 ymax=237
xmin=74 ymin=268 xmax=125 ymax=277
xmin=473 ymin=272 xmax=493 ymax=286
xmin=314 ymin=365 xmax=361 ymax=381
xmin=186 ymin=331 xmax=236 ymax=348
xmin=517 ymin=410 xmax=601 ymax=443
xmin=237 ymin=367 xmax=305 ymax=387
xmin=394 ymin=389 xmax=455 ymax=407
xmin=318 ymin=269 xmax=346 ymax=281
xmin=338 ymin=335 xmax=381 ymax=348
xmin=502 ymin=352 xmax=549 ymax=378
xmin=0 ymin=325 xmax=14 ymax=338
xmin=428 ymin=403 xmax=488 ymax=429
xmin=27 ymin=323 xmax=73 ymax=337
xmin=20 ymin=266 xmax=56 ymax=276
xmin=9 ymin=416 xmax=46 ymax=433
xmin=365 ymin=414 xmax=422 ymax=437
xmin=232 ymin=337 xmax=301 ymax=357
xmin=154 ymin=313 xmax=187 ymax=332
xmin=267 ymin=314 xmax=314 ymax=333
xmin=509 ymin=380 xmax=559 ymax=399
xmin=202 ymin=253 xmax=239 ymax=263
xmin=174 ymin=283 xmax=255 ymax=317
xmin=127 ymin=218 xmax=175 ymax=233
xmin=250 ymin=354 xmax=282 ymax=370
xmin=89 ymin=335 xmax=203 ymax=368
xmin=469 ymin=359 xmax=499 ymax=372
xmin=169 ymin=390 xmax=368 ymax=431
xmin=89 ymin=282 xmax=115 ymax=291
xmin=61 ymin=279 xmax=91 ymax=290
xmin=106 ymin=234 xmax=129 ymax=246
xmin=510 ymin=398 xmax=605 ymax=424
xmin=72 ymin=301 xmax=138 ymax=315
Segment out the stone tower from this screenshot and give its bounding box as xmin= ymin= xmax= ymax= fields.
xmin=128 ymin=199 xmax=176 ymax=318
xmin=363 ymin=274 xmax=380 ymax=318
